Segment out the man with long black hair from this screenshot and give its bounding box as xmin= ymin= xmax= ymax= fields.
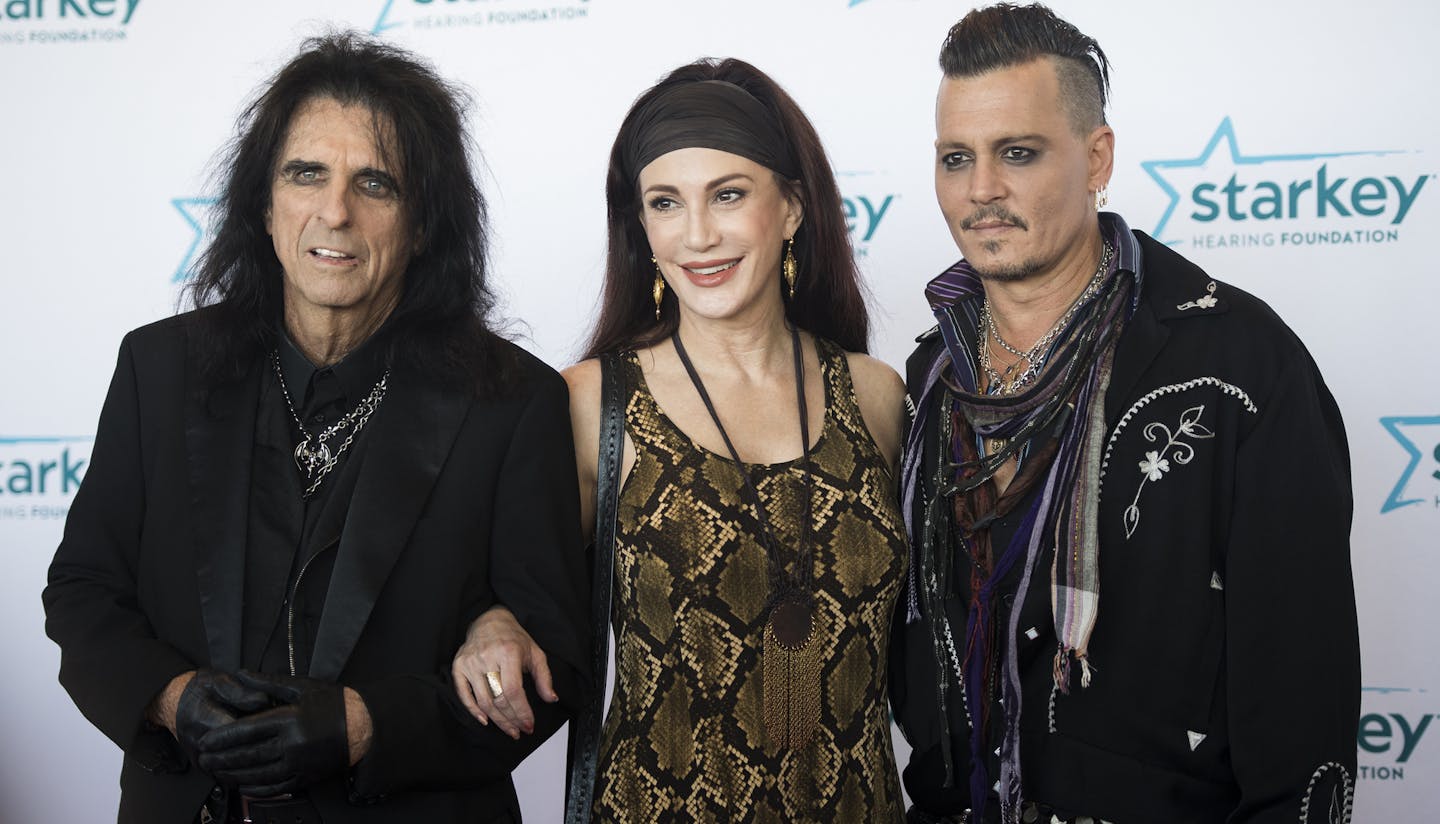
xmin=44 ymin=32 xmax=589 ymax=823
xmin=891 ymin=5 xmax=1359 ymax=822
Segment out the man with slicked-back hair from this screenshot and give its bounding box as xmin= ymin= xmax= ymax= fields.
xmin=890 ymin=5 xmax=1358 ymax=823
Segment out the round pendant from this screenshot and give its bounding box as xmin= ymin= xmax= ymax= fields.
xmin=294 ymin=438 xmax=331 ymax=474
xmin=768 ymin=597 xmax=814 ymax=651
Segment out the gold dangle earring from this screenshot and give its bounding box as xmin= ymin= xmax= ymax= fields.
xmin=783 ymin=238 xmax=797 ymax=300
xmin=1094 ymin=186 xmax=1109 ymax=210
xmin=651 ymin=256 xmax=665 ymax=320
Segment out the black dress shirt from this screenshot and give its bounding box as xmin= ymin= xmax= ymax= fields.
xmin=244 ymin=332 xmax=390 ymax=676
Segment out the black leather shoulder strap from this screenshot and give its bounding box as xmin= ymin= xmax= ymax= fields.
xmin=564 ymin=351 xmax=626 ymax=824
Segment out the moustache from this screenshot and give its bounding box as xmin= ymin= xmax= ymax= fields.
xmin=960 ymin=207 xmax=1028 ymax=231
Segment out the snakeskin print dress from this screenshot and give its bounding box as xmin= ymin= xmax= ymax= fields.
xmin=592 ymin=338 xmax=907 ymax=823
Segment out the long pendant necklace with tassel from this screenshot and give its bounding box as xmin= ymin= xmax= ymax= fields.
xmin=672 ymin=325 xmax=821 ymax=749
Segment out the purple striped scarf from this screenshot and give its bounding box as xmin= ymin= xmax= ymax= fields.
xmin=901 ymin=213 xmax=1142 ymax=823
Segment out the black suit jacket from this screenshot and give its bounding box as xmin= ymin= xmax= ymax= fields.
xmin=43 ymin=310 xmax=591 ymax=823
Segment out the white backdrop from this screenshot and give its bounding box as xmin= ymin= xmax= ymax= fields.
xmin=2 ymin=1 xmax=1436 ymax=820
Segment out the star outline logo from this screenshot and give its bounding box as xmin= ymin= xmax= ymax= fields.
xmin=1139 ymin=117 xmax=1402 ymax=245
xmin=171 ymin=197 xmax=219 ymax=283
xmin=372 ymin=0 xmax=401 ymax=34
xmin=1379 ymin=415 xmax=1440 ymax=513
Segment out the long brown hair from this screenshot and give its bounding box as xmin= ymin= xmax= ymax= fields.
xmin=584 ymin=58 xmax=869 ymax=359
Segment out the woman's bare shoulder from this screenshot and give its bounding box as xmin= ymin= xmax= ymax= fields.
xmin=842 ymin=350 xmax=906 ymax=468
xmin=843 ymin=351 xmax=905 ymax=405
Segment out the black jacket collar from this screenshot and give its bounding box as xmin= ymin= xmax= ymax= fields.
xmin=184 ymin=350 xmax=472 ymax=678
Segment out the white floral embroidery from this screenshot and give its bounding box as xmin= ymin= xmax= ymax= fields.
xmin=1100 ymin=377 xmax=1258 ymax=487
xmin=1122 ymin=405 xmax=1215 ymax=537
xmin=1100 ymin=378 xmax=1258 ymax=539
xmin=1298 ymin=762 xmax=1353 ymax=824
xmin=1138 ymin=450 xmax=1170 ymax=481
xmin=1177 ymin=280 xmax=1219 ymax=311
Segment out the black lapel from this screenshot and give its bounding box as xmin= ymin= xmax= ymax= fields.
xmin=1107 ymin=233 xmax=1232 ymax=425
xmin=185 ymin=361 xmax=261 ymax=672
xmin=1106 ymin=294 xmax=1167 ymax=426
xmin=307 ymin=376 xmax=471 ymax=680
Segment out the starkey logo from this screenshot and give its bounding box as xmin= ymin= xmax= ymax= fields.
xmin=172 ymin=197 xmax=218 ymax=282
xmin=1360 ymin=687 xmax=1437 ymax=783
xmin=1379 ymin=415 xmax=1440 ymax=514
xmin=0 ymin=435 xmax=92 ymax=522
xmin=372 ymin=0 xmax=591 ymax=35
xmin=0 ymin=0 xmax=141 ymax=45
xmin=1140 ymin=118 xmax=1433 ymax=251
xmin=838 ymin=172 xmax=898 ymax=259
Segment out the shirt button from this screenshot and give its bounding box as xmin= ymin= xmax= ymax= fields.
xmin=311 ymin=413 xmax=326 ymax=424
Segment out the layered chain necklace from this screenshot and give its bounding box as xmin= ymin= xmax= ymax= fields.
xmin=978 ymin=240 xmax=1114 ymax=396
xmin=671 ymin=326 xmax=821 ymax=748
xmin=269 ymin=350 xmax=390 ymax=498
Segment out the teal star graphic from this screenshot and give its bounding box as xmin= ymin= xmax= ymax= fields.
xmin=1379 ymin=415 xmax=1440 ymax=513
xmin=372 ymin=0 xmax=400 ymax=34
xmin=1139 ymin=117 xmax=1400 ymax=245
xmin=172 ymin=197 xmax=218 ymax=283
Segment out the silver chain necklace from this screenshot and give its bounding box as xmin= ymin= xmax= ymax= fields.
xmin=269 ymin=350 xmax=390 ymax=498
xmin=979 ymin=240 xmax=1113 ymax=395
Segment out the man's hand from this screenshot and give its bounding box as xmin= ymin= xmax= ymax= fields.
xmin=156 ymin=669 xmax=271 ymax=766
xmin=196 ymin=670 xmax=358 ymax=797
xmin=452 ymin=605 xmax=556 ymax=739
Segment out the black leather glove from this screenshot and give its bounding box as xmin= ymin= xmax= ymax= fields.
xmin=195 ymin=670 xmax=350 ymax=798
xmin=174 ymin=669 xmax=272 ymax=768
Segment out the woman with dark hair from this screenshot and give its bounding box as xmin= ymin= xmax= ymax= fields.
xmin=455 ymin=58 xmax=908 ymax=821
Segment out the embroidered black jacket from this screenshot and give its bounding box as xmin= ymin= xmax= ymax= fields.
xmin=890 ymin=230 xmax=1360 ymax=824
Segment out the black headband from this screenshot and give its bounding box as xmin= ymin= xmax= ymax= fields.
xmin=622 ymin=80 xmax=800 ymax=183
